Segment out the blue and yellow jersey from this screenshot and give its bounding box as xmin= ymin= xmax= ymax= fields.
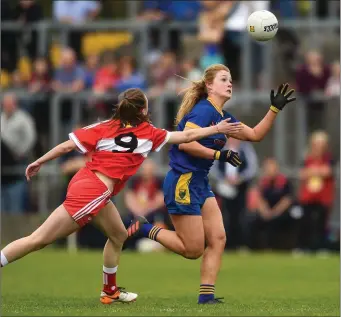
xmin=169 ymin=98 xmax=239 ymax=174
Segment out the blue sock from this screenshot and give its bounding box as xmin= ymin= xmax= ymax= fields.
xmin=141 ymin=224 xmax=162 ymax=241
xmin=198 ymin=284 xmax=215 ymax=303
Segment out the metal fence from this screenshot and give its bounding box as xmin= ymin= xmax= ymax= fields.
xmin=1 ymin=17 xmax=340 ymax=232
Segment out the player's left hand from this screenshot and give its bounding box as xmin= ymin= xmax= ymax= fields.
xmin=270 ymin=83 xmax=296 ymax=113
xmin=25 ymin=161 xmax=42 ymax=181
xmin=214 ymin=149 xmax=242 ymax=167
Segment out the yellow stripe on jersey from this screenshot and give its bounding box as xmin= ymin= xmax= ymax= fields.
xmin=207 ymin=97 xmax=223 ymax=117
xmin=185 ymin=121 xmax=201 ymax=129
xmin=175 ymin=172 xmax=193 ymax=205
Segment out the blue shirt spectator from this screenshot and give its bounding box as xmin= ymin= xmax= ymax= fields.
xmin=143 ymin=0 xmax=201 ymax=21
xmin=52 ymin=48 xmax=85 ymax=92
xmin=53 ymin=0 xmax=101 ymax=23
xmin=115 ymin=56 xmax=146 ymax=93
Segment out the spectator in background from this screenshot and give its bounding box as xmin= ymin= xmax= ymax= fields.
xmin=115 ymin=56 xmax=146 ymax=93
xmin=83 ymin=54 xmax=99 ymax=89
xmin=13 ymin=0 xmax=43 ymax=62
xmin=139 ymin=1 xmax=201 ymax=55
xmin=297 ymin=131 xmax=334 ymax=253
xmin=52 ymin=48 xmax=85 ymax=93
xmin=222 ymin=1 xmax=269 ymax=85
xmin=10 ymin=71 xmax=27 ymax=89
xmin=91 ymin=52 xmax=120 ymax=117
xmin=295 ymin=50 xmax=330 ymax=132
xmin=29 ymin=57 xmax=51 ymax=94
xmin=249 ymin=158 xmax=299 ymax=250
xmin=149 ymin=51 xmax=178 ymax=98
xmin=177 ymin=58 xmax=202 ymax=92
xmin=215 ymin=138 xmax=258 ymax=250
xmin=93 ymin=52 xmax=119 ymax=94
xmin=1 ymin=93 xmax=36 ymax=213
xmin=198 ymin=1 xmax=230 ymax=69
xmin=123 ymin=159 xmax=168 ymax=250
xmin=325 ymin=61 xmax=340 ymax=98
xmin=52 ymin=47 xmax=85 ymax=123
xmin=28 ymin=57 xmax=52 ymax=156
xmin=53 ymin=1 xmax=101 ymax=60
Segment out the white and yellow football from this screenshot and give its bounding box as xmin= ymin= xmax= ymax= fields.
xmin=247 ymin=10 xmax=279 ymax=42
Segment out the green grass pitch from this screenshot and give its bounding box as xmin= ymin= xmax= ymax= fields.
xmin=1 ymin=249 xmax=339 ymax=316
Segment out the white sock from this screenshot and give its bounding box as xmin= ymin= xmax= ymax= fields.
xmin=103 ymin=265 xmax=118 ymax=274
xmin=1 ymin=251 xmax=9 ymax=267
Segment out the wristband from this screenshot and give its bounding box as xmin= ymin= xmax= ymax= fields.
xmin=270 ymin=105 xmax=279 ymax=113
xmin=214 ymin=150 xmax=221 ymax=160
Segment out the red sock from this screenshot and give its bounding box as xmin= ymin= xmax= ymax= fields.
xmin=102 ymin=266 xmax=118 ymax=294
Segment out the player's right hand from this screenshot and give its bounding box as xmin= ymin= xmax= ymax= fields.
xmin=217 ymin=118 xmax=243 ymax=135
xmin=214 ymin=149 xmax=242 ymax=167
xmin=25 ymin=161 xmax=42 ymax=181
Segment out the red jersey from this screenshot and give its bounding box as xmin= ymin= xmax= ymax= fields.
xmin=69 ymin=120 xmax=170 ymax=195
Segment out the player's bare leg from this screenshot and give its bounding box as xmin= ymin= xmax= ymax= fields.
xmin=93 ymin=201 xmax=137 ymax=304
xmin=128 ymin=214 xmax=205 ymax=259
xmin=0 ymin=205 xmax=80 ymax=267
xmin=198 ymin=197 xmax=226 ymax=303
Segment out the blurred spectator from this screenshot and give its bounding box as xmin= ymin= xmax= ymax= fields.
xmin=149 ymin=51 xmax=178 ymax=98
xmin=115 ymin=56 xmax=146 ymax=93
xmin=13 ymin=0 xmax=43 ymax=61
xmin=123 ymin=159 xmax=169 ymax=250
xmin=222 ymin=1 xmax=269 ymax=85
xmin=248 ymin=158 xmax=299 ymax=250
xmin=52 ymin=48 xmax=85 ymax=93
xmin=10 ymin=70 xmax=27 ymax=89
xmin=93 ymin=52 xmax=119 ymax=94
xmin=83 ymin=54 xmax=99 ymax=89
xmin=52 ymin=48 xmax=85 ymax=122
xmin=325 ymin=61 xmax=340 ymax=98
xmin=297 ymin=131 xmax=335 ymax=253
xmin=198 ymin=1 xmax=230 ymax=69
xmin=177 ymin=58 xmax=202 ymax=92
xmin=1 ymin=93 xmax=36 ymax=213
xmin=215 ymin=138 xmax=258 ymax=250
xmin=28 ymin=57 xmax=52 ymax=156
xmin=91 ymin=52 xmax=120 ymax=117
xmin=29 ymin=57 xmax=51 ymax=94
xmin=1 ymin=0 xmax=17 ymax=72
xmin=53 ymin=1 xmax=101 ymax=60
xmin=295 ymin=50 xmax=331 ymax=131
xmin=139 ymin=1 xmax=201 ymax=55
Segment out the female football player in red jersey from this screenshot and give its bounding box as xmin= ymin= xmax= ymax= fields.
xmin=0 ymin=88 xmax=243 ymax=304
xmin=127 ymin=64 xmax=296 ymax=304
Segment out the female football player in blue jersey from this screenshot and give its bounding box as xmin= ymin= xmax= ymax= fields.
xmin=127 ymin=64 xmax=296 ymax=304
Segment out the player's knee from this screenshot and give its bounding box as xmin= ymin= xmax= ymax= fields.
xmin=214 ymin=232 xmax=227 ymax=248
xmin=184 ymin=246 xmax=204 ymax=260
xmin=109 ymin=228 xmax=128 ymax=246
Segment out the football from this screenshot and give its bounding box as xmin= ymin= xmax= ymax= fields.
xmin=247 ymin=10 xmax=278 ymax=41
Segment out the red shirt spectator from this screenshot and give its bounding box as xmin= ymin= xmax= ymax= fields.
xmin=93 ymin=54 xmax=120 ymax=93
xmin=299 ymin=131 xmax=334 ymax=208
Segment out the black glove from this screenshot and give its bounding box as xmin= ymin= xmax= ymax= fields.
xmin=270 ymin=83 xmax=296 ymax=113
xmin=214 ymin=150 xmax=242 ymax=167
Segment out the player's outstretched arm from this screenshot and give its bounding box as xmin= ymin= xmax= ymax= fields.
xmin=228 ymin=83 xmax=296 ymax=142
xmin=167 ymin=118 xmax=238 ymax=145
xmin=25 ymin=140 xmax=77 ymax=181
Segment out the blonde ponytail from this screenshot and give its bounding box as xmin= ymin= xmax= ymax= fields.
xmin=175 ymin=80 xmax=207 ymax=124
xmin=175 ymin=64 xmax=230 ymax=125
